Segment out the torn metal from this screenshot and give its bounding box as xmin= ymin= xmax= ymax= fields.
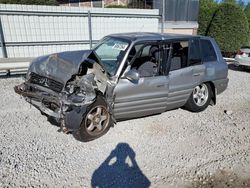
xmin=15 ymin=50 xmax=116 ymax=132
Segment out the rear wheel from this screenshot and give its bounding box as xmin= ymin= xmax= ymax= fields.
xmin=185 ymin=83 xmax=212 ymax=112
xmin=75 ymin=96 xmax=112 ymax=142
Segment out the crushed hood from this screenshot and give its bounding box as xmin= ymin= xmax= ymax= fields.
xmin=28 ymin=50 xmax=92 ymax=84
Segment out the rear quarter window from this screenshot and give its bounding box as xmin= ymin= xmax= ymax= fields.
xmin=200 ymin=39 xmax=217 ymax=62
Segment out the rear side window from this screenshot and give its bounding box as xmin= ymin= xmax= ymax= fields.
xmin=200 ymin=39 xmax=217 ymax=62
xmin=169 ymin=41 xmax=189 ymax=71
xmin=188 ymin=39 xmax=201 ymax=66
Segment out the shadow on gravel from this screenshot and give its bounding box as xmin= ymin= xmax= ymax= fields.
xmin=188 ymin=169 xmax=250 ymax=188
xmin=91 ymin=143 xmax=151 ymax=188
xmin=228 ymin=64 xmax=250 ymax=73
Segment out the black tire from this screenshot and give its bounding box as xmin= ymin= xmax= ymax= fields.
xmin=185 ymin=83 xmax=212 ymax=112
xmin=74 ymin=95 xmax=112 ymax=142
xmin=239 ymin=65 xmax=250 ymax=71
xmin=239 ymin=65 xmax=245 ymax=71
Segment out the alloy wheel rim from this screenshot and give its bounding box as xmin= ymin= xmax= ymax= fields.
xmin=85 ymin=105 xmax=110 ymax=135
xmin=193 ymin=84 xmax=209 ymax=107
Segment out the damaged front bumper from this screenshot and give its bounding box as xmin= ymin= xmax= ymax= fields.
xmin=14 ymin=51 xmax=116 ymax=134
xmin=14 ymin=82 xmax=94 ymax=132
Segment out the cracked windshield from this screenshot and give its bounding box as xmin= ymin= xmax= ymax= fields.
xmin=94 ymin=37 xmax=129 ymax=76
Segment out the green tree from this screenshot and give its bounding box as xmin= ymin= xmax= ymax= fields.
xmin=207 ymin=3 xmax=249 ymax=53
xmin=244 ymin=3 xmax=250 ymax=44
xmin=222 ymin=0 xmax=245 ymax=9
xmin=237 ymin=0 xmax=245 ymax=9
xmin=222 ymin=0 xmax=236 ymax=3
xmin=245 ymin=3 xmax=250 ymax=29
xmin=198 ymin=0 xmax=218 ymax=35
xmin=0 ymin=0 xmax=58 ymax=5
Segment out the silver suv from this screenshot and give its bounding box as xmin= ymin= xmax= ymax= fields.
xmin=15 ymin=32 xmax=229 ymax=141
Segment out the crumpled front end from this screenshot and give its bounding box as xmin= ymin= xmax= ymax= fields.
xmin=14 ymin=73 xmax=98 ymax=131
xmin=14 ymin=50 xmax=114 ymax=133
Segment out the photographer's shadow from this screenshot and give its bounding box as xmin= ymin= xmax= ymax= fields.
xmin=91 ymin=143 xmax=151 ymax=188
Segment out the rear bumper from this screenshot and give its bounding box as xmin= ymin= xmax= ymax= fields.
xmin=213 ymin=78 xmax=229 ymax=95
xmin=235 ymin=57 xmax=250 ymax=67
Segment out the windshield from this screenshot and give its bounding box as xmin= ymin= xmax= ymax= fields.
xmin=94 ymin=37 xmax=130 ymax=76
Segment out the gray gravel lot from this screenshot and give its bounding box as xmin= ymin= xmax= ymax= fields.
xmin=0 ymin=66 xmax=250 ymax=188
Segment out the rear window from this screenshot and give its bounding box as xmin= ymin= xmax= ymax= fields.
xmin=200 ymin=39 xmax=217 ymax=62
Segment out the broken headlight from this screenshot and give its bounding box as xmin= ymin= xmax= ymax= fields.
xmin=65 ymin=84 xmax=75 ymax=94
xmin=64 ymin=74 xmax=96 ymax=105
xmin=65 ymin=80 xmax=88 ymax=103
xmin=65 ymin=85 xmax=86 ymax=103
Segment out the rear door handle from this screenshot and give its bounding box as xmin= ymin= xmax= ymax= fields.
xmin=193 ymin=73 xmax=201 ymax=76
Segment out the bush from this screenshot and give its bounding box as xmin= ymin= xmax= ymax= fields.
xmin=198 ymin=0 xmax=218 ymax=35
xmin=244 ymin=4 xmax=250 ymax=45
xmin=105 ymin=4 xmax=127 ymax=8
xmin=207 ymin=3 xmax=249 ymax=53
xmin=0 ymin=0 xmax=58 ymax=5
xmin=245 ymin=4 xmax=250 ymax=29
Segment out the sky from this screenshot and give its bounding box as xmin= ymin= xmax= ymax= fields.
xmin=239 ymin=0 xmax=250 ymax=3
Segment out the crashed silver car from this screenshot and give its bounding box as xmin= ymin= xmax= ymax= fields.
xmin=15 ymin=33 xmax=229 ymax=141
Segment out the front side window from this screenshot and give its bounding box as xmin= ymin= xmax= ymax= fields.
xmin=94 ymin=37 xmax=129 ymax=76
xmin=130 ymin=43 xmax=162 ymax=77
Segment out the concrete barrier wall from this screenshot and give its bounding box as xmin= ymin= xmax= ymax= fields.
xmin=0 ymin=4 xmax=159 ymax=58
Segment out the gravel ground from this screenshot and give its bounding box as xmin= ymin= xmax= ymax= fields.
xmin=0 ymin=65 xmax=250 ymax=188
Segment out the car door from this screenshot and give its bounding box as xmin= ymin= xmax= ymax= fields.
xmin=113 ymin=43 xmax=169 ymax=120
xmin=166 ymin=39 xmax=206 ymax=110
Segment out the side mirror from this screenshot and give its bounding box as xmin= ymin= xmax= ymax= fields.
xmin=125 ymin=69 xmax=140 ymax=81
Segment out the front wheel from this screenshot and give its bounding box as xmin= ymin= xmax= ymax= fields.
xmin=75 ymin=96 xmax=112 ymax=142
xmin=185 ymin=83 xmax=212 ymax=112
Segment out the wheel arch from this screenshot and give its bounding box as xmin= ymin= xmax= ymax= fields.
xmin=206 ymin=81 xmax=216 ymax=105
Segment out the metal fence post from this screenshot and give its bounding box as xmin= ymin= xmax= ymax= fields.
xmin=88 ymin=10 xmax=93 ymax=49
xmin=0 ymin=17 xmax=7 ymax=58
xmin=161 ymin=0 xmax=165 ymax=33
